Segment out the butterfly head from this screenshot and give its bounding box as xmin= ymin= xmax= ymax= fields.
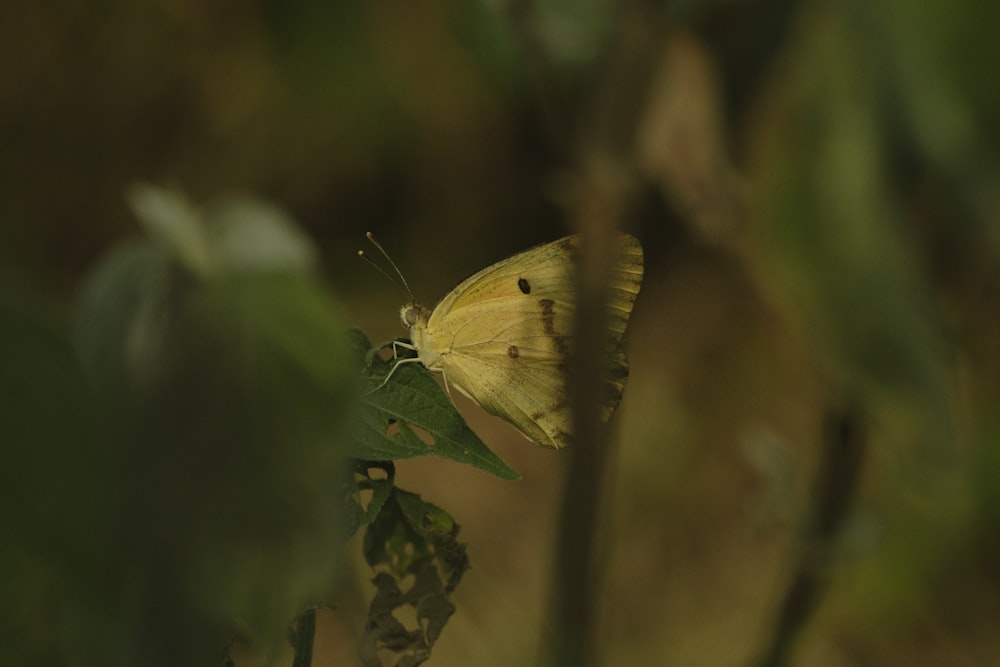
xmin=400 ymin=304 xmax=430 ymax=332
xmin=400 ymin=303 xmax=436 ymax=365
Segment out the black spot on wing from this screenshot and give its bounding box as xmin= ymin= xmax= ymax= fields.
xmin=605 ymin=380 xmax=624 ymax=411
xmin=507 ymin=344 xmax=519 ymax=359
xmin=608 ymin=360 xmax=629 ymax=383
xmin=557 ymin=236 xmax=578 ymax=255
xmin=537 ymin=296 xmax=571 ymax=362
xmin=600 ymin=351 xmax=630 ymax=419
xmin=518 ymin=277 xmax=531 ymax=294
xmin=553 ymin=430 xmax=574 ymax=447
xmin=539 ymin=298 xmax=556 ymax=336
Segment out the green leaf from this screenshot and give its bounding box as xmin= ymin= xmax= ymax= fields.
xmin=348 ymin=330 xmax=520 ymax=481
xmin=359 ymin=487 xmax=468 ymax=667
xmin=346 ymin=461 xmax=397 ymax=536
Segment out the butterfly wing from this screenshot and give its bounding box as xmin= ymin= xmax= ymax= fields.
xmin=421 ymin=233 xmax=643 ymax=449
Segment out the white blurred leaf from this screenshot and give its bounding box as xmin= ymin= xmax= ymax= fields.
xmin=205 ymin=195 xmax=318 ymax=273
xmin=128 ymin=184 xmax=213 ymax=276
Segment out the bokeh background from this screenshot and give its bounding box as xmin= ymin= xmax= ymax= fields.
xmin=3 ymin=0 xmax=1000 ymax=665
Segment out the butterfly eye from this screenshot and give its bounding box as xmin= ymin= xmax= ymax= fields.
xmin=401 ymin=306 xmax=426 ymax=328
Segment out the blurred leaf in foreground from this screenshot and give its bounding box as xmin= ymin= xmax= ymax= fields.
xmin=0 ymin=300 xmax=110 ymax=666
xmin=0 ymin=184 xmax=360 ymax=666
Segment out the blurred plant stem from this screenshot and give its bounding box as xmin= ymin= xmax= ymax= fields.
xmin=535 ymin=1 xmax=664 ymax=665
xmin=291 ymin=608 xmax=316 ymax=667
xmin=751 ymin=404 xmax=868 ymax=667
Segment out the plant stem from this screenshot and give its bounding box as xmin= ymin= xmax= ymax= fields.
xmin=292 ymin=608 xmax=316 ymax=667
xmin=751 ymin=404 xmax=867 ymax=667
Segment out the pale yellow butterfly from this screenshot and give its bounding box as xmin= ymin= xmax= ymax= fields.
xmin=372 ymin=233 xmax=643 ymax=449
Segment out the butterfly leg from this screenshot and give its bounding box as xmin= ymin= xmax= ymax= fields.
xmin=391 ymin=339 xmax=418 ymax=358
xmin=365 ymin=340 xmax=420 ymax=396
xmin=364 ymin=356 xmax=422 ymax=396
xmin=366 ymin=338 xmax=416 ymax=364
xmin=441 ymin=369 xmax=454 ymax=400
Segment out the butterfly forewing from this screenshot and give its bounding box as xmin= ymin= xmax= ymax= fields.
xmin=429 ymin=236 xmax=579 ymax=323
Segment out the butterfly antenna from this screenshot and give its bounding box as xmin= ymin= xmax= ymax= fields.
xmin=360 ymin=232 xmax=414 ymax=302
xmin=357 ymin=249 xmax=402 ymax=292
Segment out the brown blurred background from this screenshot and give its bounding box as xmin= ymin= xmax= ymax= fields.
xmin=3 ymin=1 xmax=1000 ymax=666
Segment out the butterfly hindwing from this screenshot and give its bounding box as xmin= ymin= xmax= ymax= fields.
xmin=434 ymin=298 xmax=576 ymax=448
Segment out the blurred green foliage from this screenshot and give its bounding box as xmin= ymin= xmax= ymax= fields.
xmin=2 ymin=188 xmax=357 ymax=665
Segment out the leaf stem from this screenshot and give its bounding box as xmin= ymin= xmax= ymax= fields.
xmin=291 ymin=608 xmax=316 ymax=667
